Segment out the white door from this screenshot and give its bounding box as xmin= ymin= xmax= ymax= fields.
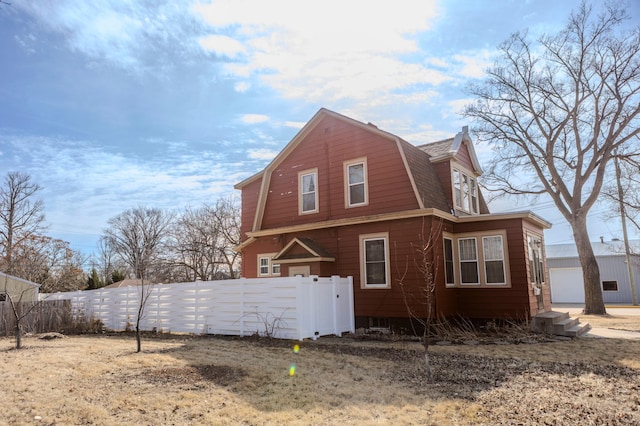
xmin=549 ymin=268 xmax=585 ymax=303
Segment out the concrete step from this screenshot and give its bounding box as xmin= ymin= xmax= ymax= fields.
xmin=552 ymin=317 xmax=580 ymax=334
xmin=532 ymin=310 xmax=589 ymax=338
xmin=561 ymin=323 xmax=591 ymax=337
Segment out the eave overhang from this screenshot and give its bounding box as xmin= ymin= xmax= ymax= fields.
xmin=234 ymin=209 xmax=551 ymax=249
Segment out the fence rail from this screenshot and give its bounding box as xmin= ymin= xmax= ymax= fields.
xmin=43 ymin=276 xmax=355 ymax=340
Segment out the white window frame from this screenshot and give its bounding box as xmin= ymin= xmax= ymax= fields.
xmin=458 ymin=237 xmax=480 ymax=286
xmin=344 ymin=158 xmax=368 ymax=208
xmin=482 ymin=235 xmax=507 ymax=285
xmin=447 ymin=231 xmax=510 ymax=288
xmin=298 ymin=168 xmax=319 ymax=215
xmin=444 ymin=236 xmax=455 ymax=287
xmin=257 ymin=253 xmax=280 ymax=277
xmin=452 ymin=166 xmax=479 ymax=214
xmin=602 ymin=280 xmax=619 ymax=292
xmin=359 ymin=232 xmax=390 ymax=289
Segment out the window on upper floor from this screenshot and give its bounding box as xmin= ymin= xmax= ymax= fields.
xmin=345 ymin=158 xmax=368 ymax=208
xmin=299 ymin=169 xmax=318 ymax=214
xmin=359 ymin=232 xmax=390 ymax=288
xmin=453 ymin=167 xmax=479 ymax=214
xmin=258 ymin=253 xmax=280 ymax=277
xmin=444 ymin=231 xmax=510 ymax=287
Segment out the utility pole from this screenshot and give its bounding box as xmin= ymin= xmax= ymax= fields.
xmin=614 ymin=150 xmax=638 ymax=306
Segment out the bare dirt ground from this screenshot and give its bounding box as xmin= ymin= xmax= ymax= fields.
xmin=2 ymin=325 xmax=640 ymax=426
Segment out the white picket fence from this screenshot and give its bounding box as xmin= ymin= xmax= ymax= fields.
xmin=43 ymin=275 xmax=355 ymax=340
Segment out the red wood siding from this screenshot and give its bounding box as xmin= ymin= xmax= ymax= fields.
xmin=454 ymin=143 xmax=476 ymax=173
xmin=243 ymin=216 xmax=453 ymax=318
xmin=432 ymin=161 xmax=453 ymax=211
xmin=260 ymin=115 xmax=420 ymax=230
xmin=449 ymin=218 xmax=547 ymax=318
xmin=241 ymin=215 xmax=546 ymax=319
xmin=240 ymin=177 xmax=262 ymax=238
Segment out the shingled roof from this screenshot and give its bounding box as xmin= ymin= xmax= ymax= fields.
xmin=417 ymin=138 xmax=454 ymax=157
xmin=398 ymin=139 xmax=452 ymax=212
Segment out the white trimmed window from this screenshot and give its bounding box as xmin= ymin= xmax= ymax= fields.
xmin=345 ymin=159 xmax=368 ymax=207
xmin=453 ymin=167 xmax=479 ymax=214
xmin=444 ymin=237 xmax=455 ymax=287
xmin=299 ymin=169 xmax=318 ymax=214
xmin=482 ymin=235 xmax=506 ymax=285
xmin=458 ymin=238 xmax=479 ymax=285
xmin=359 ymin=233 xmax=390 ymax=288
xmin=445 ymin=231 xmax=510 ymax=288
xmin=257 ymin=254 xmax=280 ymax=277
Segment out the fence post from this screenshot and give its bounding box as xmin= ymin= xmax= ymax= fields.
xmin=239 ymin=278 xmax=245 ymax=337
xmin=194 ymin=280 xmax=199 ymax=334
xmin=310 ymin=275 xmax=318 ymax=340
xmin=347 ymin=276 xmax=355 ymax=333
xmin=331 ymin=275 xmax=339 ymax=336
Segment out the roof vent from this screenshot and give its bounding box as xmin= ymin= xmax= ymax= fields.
xmin=367 ymin=122 xmax=378 ymax=128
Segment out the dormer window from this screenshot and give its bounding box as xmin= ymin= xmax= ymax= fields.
xmin=453 ymin=168 xmax=479 ymax=214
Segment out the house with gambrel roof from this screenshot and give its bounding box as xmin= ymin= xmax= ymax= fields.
xmin=235 ymin=108 xmax=552 ymax=328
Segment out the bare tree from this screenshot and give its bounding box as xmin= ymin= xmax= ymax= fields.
xmin=397 ymin=219 xmax=441 ymax=382
xmin=169 ymin=197 xmax=241 ymax=281
xmin=8 ymin=235 xmax=86 ymax=293
xmin=0 ymin=172 xmax=46 ymax=274
xmin=214 ymin=197 xmax=242 ymax=279
xmin=94 ymin=236 xmax=129 ymax=286
xmin=465 ymin=1 xmax=640 ymax=314
xmin=103 ymin=206 xmax=174 ymax=352
xmin=602 ymin=150 xmax=640 ymax=234
xmin=1 ymin=274 xmax=41 ymax=349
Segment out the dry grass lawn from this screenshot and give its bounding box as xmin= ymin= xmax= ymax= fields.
xmin=578 ymin=312 xmax=640 ymax=332
xmin=2 ymin=325 xmax=640 ymax=425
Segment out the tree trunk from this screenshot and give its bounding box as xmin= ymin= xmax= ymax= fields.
xmin=15 ymin=322 xmax=22 ymax=350
xmin=136 ymin=322 xmax=142 ymax=353
xmin=572 ymin=215 xmax=606 ymax=315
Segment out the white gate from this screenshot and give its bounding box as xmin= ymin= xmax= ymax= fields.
xmin=43 ymin=276 xmax=354 ymax=340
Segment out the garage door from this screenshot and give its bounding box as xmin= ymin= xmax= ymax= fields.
xmin=549 ymin=268 xmax=584 ymax=303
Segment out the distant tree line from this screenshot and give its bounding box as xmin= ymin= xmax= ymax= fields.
xmin=0 ymin=171 xmax=241 ymax=293
xmin=92 ymin=199 xmax=241 ymax=288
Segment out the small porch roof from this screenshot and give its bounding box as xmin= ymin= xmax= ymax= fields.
xmin=272 ymin=237 xmax=335 ymax=264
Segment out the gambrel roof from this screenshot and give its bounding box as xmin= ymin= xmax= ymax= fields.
xmin=235 ymin=108 xmax=456 ymax=232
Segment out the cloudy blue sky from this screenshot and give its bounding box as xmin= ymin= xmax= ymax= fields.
xmin=1 ymin=0 xmax=638 ymax=259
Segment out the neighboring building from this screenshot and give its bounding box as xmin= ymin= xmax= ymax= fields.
xmin=0 ymin=271 xmax=40 ymax=302
xmin=546 ymin=239 xmax=640 ymax=304
xmin=235 ymin=108 xmax=552 ymax=328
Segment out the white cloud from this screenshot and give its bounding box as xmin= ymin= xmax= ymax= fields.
xmin=198 ymin=34 xmax=246 ymax=58
xmin=15 ymin=2 xmax=203 ymax=74
xmin=193 ymin=0 xmax=443 ymax=105
xmin=247 ymin=148 xmax=278 ymax=160
xmin=284 ymin=121 xmax=305 ymax=129
xmin=452 ymin=50 xmax=495 ymax=79
xmin=240 ymin=114 xmax=269 ymax=124
xmin=0 ymin=134 xmax=244 ymax=245
xmin=234 ymin=81 xmax=251 ymax=93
